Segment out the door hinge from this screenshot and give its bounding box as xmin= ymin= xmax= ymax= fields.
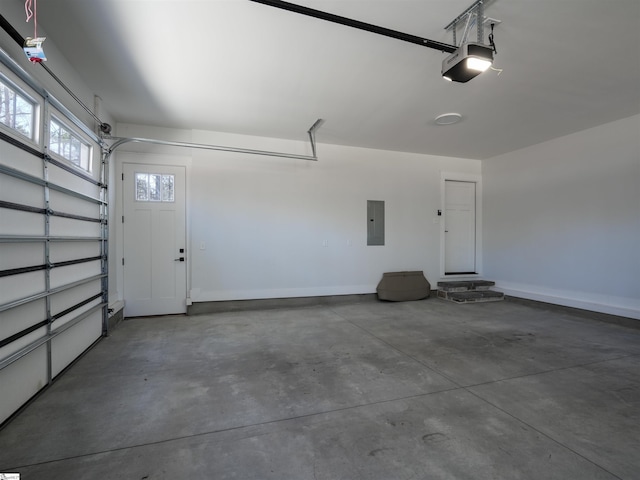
xmin=122 ymin=173 xmax=124 ymax=181
xmin=122 ymin=215 xmax=124 ymax=223
xmin=122 ymin=258 xmax=125 ymax=266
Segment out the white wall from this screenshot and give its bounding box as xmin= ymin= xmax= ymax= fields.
xmin=483 ymin=115 xmax=640 ymax=319
xmin=115 ymin=125 xmax=480 ymax=303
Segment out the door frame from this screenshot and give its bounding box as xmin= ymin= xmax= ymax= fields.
xmin=115 ymin=151 xmax=192 ymax=315
xmin=440 ymin=172 xmax=482 ymax=278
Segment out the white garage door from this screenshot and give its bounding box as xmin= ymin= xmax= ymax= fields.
xmin=0 ymin=58 xmax=107 ymax=425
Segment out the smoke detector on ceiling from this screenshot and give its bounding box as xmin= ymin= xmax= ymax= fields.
xmin=435 ymin=113 xmax=463 ymax=125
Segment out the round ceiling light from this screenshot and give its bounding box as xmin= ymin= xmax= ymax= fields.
xmin=435 ymin=113 xmax=463 ymax=125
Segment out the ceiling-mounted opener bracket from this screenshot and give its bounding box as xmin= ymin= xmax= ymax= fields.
xmin=441 ymin=0 xmax=499 ymax=82
xmin=444 ymin=0 xmax=497 ymax=46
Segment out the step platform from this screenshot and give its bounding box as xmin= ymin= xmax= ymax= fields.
xmin=437 ymin=280 xmax=504 ymax=303
xmin=437 ymin=290 xmax=504 ymax=303
xmin=437 ymin=280 xmax=495 ymax=291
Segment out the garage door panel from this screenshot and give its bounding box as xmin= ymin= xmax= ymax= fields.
xmin=0 ymin=271 xmax=45 ymax=305
xmin=49 ymin=189 xmax=100 ymax=219
xmin=50 ymin=279 xmax=102 ymax=319
xmin=48 ymin=167 xmax=101 ymax=197
xmin=0 ymin=344 xmax=48 ymax=425
xmin=0 ymin=175 xmax=44 ymax=208
xmin=0 ymin=243 xmax=44 ymax=270
xmin=49 ymin=216 xmax=102 ymax=237
xmin=0 ymin=142 xmax=43 ymax=177
xmin=0 ymin=299 xmax=46 ymax=344
xmin=49 ymin=242 xmax=100 ymax=263
xmin=53 ymin=298 xmax=102 ymax=331
xmin=0 ymin=209 xmax=44 ymax=236
xmin=0 ymin=326 xmax=47 ymax=360
xmin=50 ymin=261 xmax=101 ymax=290
xmin=51 ymin=311 xmax=102 ymax=377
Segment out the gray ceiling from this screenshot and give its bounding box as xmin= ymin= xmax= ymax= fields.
xmin=28 ymin=0 xmax=640 ymax=159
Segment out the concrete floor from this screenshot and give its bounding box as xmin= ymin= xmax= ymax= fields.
xmin=1 ymin=298 xmax=639 ymax=479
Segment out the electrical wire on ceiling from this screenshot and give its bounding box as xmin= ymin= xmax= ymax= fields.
xmin=24 ymin=0 xmax=37 ymax=38
xmin=458 ymin=13 xmax=477 ymax=46
xmin=22 ymin=0 xmax=47 ymax=63
xmin=487 ymin=22 xmax=502 ymax=74
xmin=488 ymin=22 xmax=497 ymax=53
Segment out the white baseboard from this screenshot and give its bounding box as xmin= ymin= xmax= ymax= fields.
xmin=108 ymin=300 xmax=125 ymax=317
xmin=495 ymin=281 xmax=640 ymax=320
xmin=194 ymin=285 xmax=376 ymax=302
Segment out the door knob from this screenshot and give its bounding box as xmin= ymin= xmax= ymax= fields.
xmin=174 ymin=257 xmax=185 ymax=262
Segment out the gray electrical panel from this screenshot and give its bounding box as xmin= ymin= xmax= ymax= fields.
xmin=367 ymin=200 xmax=385 ymax=246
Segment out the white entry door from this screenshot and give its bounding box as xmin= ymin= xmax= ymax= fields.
xmin=444 ymin=180 xmax=476 ymax=274
xmin=123 ymin=163 xmax=187 ymax=316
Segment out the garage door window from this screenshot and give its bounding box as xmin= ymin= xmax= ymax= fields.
xmin=0 ymin=76 xmax=36 ymax=140
xmin=49 ymin=117 xmax=92 ymax=172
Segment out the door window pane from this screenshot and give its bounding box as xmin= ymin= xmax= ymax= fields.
xmin=149 ymin=174 xmax=161 ymax=201
xmin=135 ymin=173 xmax=149 ymax=201
xmin=135 ymin=173 xmax=175 ymax=203
xmin=162 ymin=175 xmax=174 ymax=202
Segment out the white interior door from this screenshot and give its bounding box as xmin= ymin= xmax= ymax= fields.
xmin=444 ymin=180 xmax=476 ymax=274
xmin=123 ymin=163 xmax=186 ymax=316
